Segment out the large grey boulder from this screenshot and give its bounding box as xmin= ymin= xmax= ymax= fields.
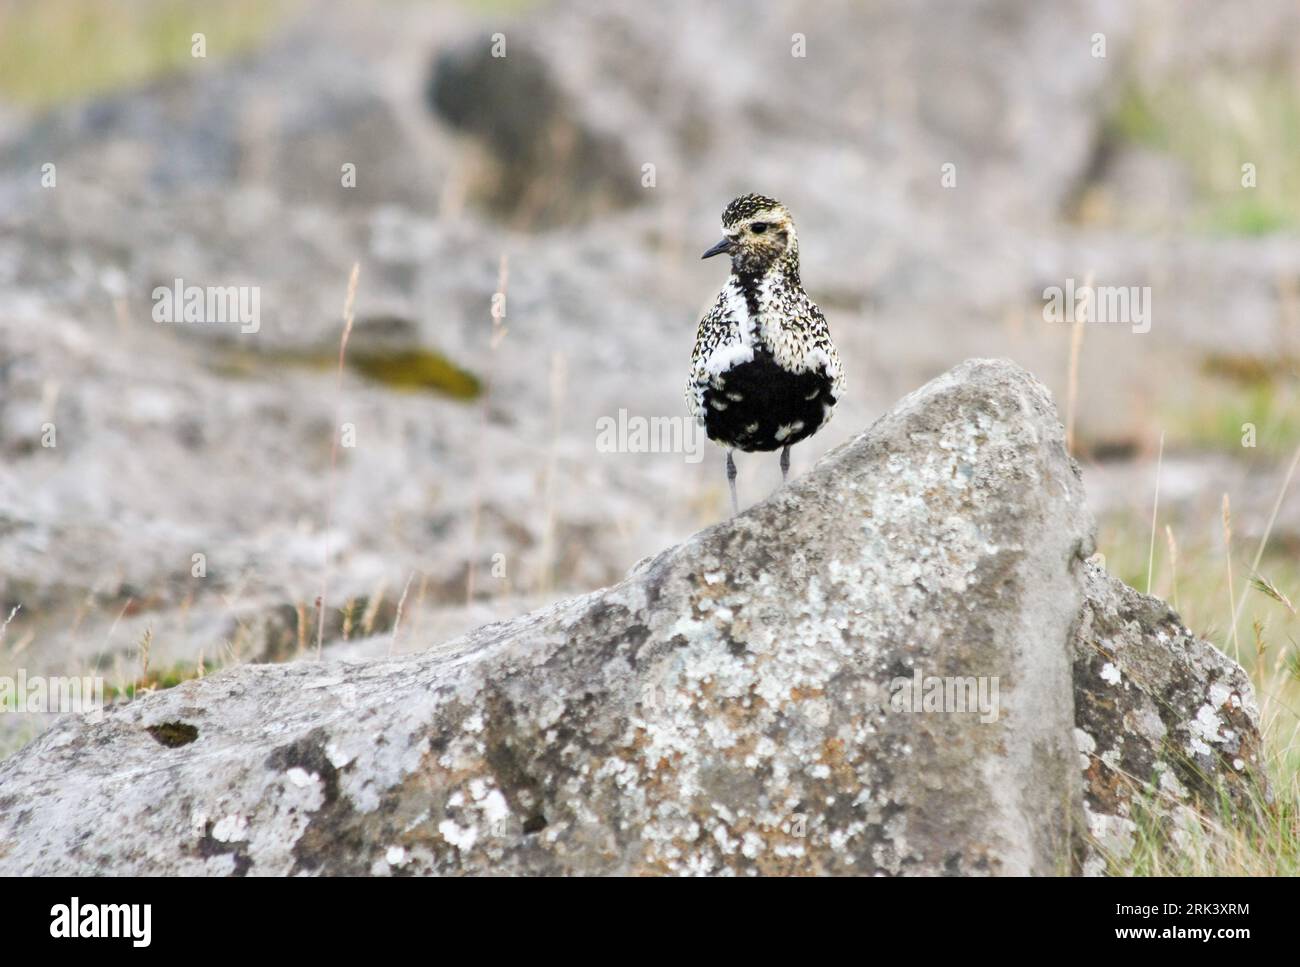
xmin=0 ymin=359 xmax=1262 ymax=874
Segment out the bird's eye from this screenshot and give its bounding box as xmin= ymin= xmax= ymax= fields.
xmin=750 ymin=222 xmax=768 ymax=234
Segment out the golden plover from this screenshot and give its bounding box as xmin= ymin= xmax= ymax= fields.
xmin=686 ymin=194 xmax=843 ymax=513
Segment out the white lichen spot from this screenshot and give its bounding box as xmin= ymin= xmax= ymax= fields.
xmin=684 ymin=851 xmax=716 ymax=875
xmin=438 ymin=819 xmax=478 ymax=851
xmin=773 ymin=840 xmax=806 ymax=859
xmin=386 ymin=845 xmax=409 ymax=867
xmin=1233 ymin=758 xmax=1245 ymax=771
xmin=1188 ymin=703 xmax=1224 ymax=756
xmin=287 ymin=767 xmax=316 ymax=788
xmin=463 ymin=712 xmax=485 ymax=734
xmin=1132 ymin=706 xmax=1166 ymax=741
xmin=712 ymin=824 xmax=738 ymax=854
xmin=482 ymin=789 xmax=510 ymax=824
xmin=212 ymin=814 xmax=248 ymax=843
xmin=1073 ymin=729 xmax=1096 ymax=771
xmin=1100 ymin=662 xmax=1121 ymax=686
xmin=325 ymin=742 xmax=353 ymax=769
xmin=1208 ymin=681 xmax=1232 ymax=708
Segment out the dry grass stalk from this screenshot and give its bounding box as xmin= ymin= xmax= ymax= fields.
xmin=316 ymin=261 xmax=361 ymax=658
xmin=388 ymin=571 xmax=416 ymax=658
xmin=1222 ymin=493 xmax=1242 ymax=661
xmin=1146 ymin=431 xmax=1164 ymax=594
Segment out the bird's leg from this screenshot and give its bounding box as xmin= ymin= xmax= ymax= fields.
xmin=725 ymin=450 xmax=739 ymax=515
xmin=780 ymin=444 xmax=791 ymax=483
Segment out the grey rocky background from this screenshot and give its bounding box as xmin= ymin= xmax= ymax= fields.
xmin=0 ymin=0 xmax=1296 ymax=823
xmin=0 ymin=360 xmax=1264 ymax=875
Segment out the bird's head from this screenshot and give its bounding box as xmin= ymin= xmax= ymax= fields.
xmin=702 ymin=193 xmax=799 ymax=276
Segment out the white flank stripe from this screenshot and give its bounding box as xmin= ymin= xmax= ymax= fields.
xmin=706 ymin=341 xmax=754 ymax=376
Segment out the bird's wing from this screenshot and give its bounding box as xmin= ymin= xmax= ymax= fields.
xmin=685 ymin=290 xmax=739 ymax=421
xmin=800 ymin=297 xmax=845 ymax=400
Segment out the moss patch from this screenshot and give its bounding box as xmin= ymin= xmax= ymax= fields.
xmin=213 ymin=345 xmax=483 ymax=400
xmin=146 ymin=720 xmax=199 ymax=747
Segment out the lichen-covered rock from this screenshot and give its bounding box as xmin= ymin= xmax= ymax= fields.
xmin=1071 ymin=562 xmax=1267 ymax=875
xmin=0 ymin=358 xmax=1102 ymax=875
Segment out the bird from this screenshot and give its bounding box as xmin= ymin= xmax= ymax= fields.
xmin=686 ymin=194 xmax=843 ymax=514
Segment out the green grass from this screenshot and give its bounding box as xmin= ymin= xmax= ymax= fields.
xmin=1095 ymin=514 xmax=1300 ymax=874
xmin=1102 ymin=72 xmax=1300 ymax=235
xmin=103 ymin=660 xmax=217 ymax=701
xmin=1211 ymin=197 xmax=1294 ymax=237
xmin=1159 ymin=362 xmax=1300 ymax=458
xmin=0 ymin=0 xmax=550 ymax=109
xmin=0 ymin=0 xmax=289 ymax=107
xmin=1108 ymin=772 xmax=1297 ymax=876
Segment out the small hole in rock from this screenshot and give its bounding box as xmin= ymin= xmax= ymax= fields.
xmin=147 ymin=721 xmax=199 ymax=748
xmin=523 ymin=814 xmax=547 ymax=835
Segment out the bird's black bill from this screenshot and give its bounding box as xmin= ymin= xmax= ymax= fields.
xmin=701 ymin=238 xmax=732 ymax=259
